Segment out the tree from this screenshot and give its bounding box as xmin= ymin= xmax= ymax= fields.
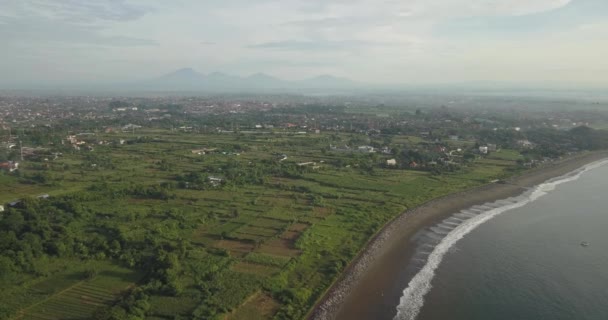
xmin=0 ymin=256 xmax=16 ymax=281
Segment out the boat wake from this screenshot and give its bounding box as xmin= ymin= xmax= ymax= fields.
xmin=393 ymin=159 xmax=608 ymax=320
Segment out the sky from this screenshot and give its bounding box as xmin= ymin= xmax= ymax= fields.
xmin=0 ymin=0 xmax=607 ymax=87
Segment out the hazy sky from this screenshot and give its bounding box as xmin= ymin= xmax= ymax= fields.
xmin=1 ymin=0 xmax=607 ymax=86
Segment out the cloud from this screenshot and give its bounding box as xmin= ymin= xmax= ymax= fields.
xmin=17 ymin=0 xmax=152 ymax=22
xmin=1 ymin=0 xmax=606 ymax=86
xmin=249 ymin=40 xmax=376 ymax=51
xmin=434 ymin=0 xmax=607 ymax=37
xmin=0 ymin=0 xmax=157 ymax=47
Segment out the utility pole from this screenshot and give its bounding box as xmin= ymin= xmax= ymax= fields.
xmin=20 ymin=140 xmax=23 ymax=161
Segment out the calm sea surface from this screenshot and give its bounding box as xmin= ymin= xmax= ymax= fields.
xmin=395 ymin=161 xmax=608 ymax=320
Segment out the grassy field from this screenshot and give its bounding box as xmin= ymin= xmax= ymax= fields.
xmin=2 ymin=261 xmax=139 ymax=320
xmin=0 ymin=129 xmax=523 ymax=319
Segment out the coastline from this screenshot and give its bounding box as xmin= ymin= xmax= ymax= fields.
xmin=309 ymin=151 xmax=608 ymax=320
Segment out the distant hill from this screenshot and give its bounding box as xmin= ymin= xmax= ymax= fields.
xmin=139 ymin=68 xmax=359 ymax=92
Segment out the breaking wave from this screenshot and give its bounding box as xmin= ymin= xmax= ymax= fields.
xmin=393 ymin=159 xmax=608 ymax=320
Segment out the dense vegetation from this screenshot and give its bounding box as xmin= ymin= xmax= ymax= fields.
xmin=1 ymin=101 xmax=607 ymax=319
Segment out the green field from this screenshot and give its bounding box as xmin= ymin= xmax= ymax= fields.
xmin=0 ymin=129 xmax=523 ymax=319
xmin=1 ymin=261 xmax=139 ymax=320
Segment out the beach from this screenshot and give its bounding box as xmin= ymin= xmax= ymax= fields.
xmin=309 ymin=151 xmax=608 ymax=320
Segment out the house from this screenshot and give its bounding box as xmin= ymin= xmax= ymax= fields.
xmin=297 ymin=162 xmax=316 ymax=167
xmin=0 ymin=205 xmax=4 ymax=213
xmin=517 ymin=140 xmax=534 ymax=149
xmin=122 ymin=124 xmax=142 ymax=131
xmin=0 ymin=161 xmax=19 ymax=172
xmin=330 ymin=144 xmax=351 ymax=152
xmin=449 ymin=135 xmax=459 ymax=141
xmin=387 ymin=159 xmax=397 ymax=166
xmin=479 ymin=146 xmax=489 ymax=154
xmin=409 ymin=161 xmax=419 ymax=168
xmin=487 ymin=144 xmax=498 ymax=152
xmin=381 ymin=147 xmax=392 ymax=154
xmin=208 ymin=176 xmax=224 ymax=187
xmin=357 ymin=146 xmax=375 ymax=153
xmin=191 ymin=148 xmax=218 ymax=155
xmin=67 ymin=135 xmax=78 ymax=144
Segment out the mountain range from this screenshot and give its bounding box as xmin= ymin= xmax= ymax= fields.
xmin=139 ymin=68 xmax=359 ymax=92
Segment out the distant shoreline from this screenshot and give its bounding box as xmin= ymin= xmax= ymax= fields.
xmin=309 ymin=151 xmax=608 ymax=320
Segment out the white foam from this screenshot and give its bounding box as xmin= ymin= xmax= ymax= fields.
xmin=430 ymin=227 xmax=450 ymax=235
xmin=442 ymin=220 xmax=460 ymax=228
xmin=444 ymin=217 xmax=463 ymax=224
xmin=461 ymin=209 xmax=480 ymax=216
xmin=437 ymin=223 xmax=456 ymax=230
xmin=454 ymin=212 xmax=475 ymax=219
xmin=424 ymin=232 xmax=445 ymax=241
xmin=393 ymin=158 xmax=608 ymax=320
xmin=474 ymin=204 xmax=493 ymax=210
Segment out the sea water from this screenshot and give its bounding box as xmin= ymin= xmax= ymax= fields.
xmin=394 ymin=160 xmax=608 ymax=320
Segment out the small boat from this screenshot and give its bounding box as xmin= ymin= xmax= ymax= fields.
xmin=580 ymin=241 xmax=590 ymax=247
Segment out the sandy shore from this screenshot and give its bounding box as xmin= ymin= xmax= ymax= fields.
xmin=309 ymin=151 xmax=608 ymax=320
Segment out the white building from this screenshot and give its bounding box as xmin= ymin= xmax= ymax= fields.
xmin=358 ymin=146 xmax=375 ymax=153
xmin=517 ymin=140 xmax=534 ymax=148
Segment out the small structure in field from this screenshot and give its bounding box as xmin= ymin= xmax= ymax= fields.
xmin=0 ymin=161 xmax=19 ymax=172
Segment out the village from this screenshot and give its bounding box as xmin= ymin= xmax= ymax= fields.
xmin=1 ymin=93 xmax=607 ymax=320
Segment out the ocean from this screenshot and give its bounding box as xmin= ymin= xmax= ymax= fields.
xmin=393 ymin=160 xmax=608 ymax=320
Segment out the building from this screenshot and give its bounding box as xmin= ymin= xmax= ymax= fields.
xmin=487 ymin=144 xmax=497 ymax=152
xmin=192 ymin=148 xmax=218 ymax=155
xmin=0 ymin=205 xmax=4 ymax=213
xmin=208 ymin=176 xmax=224 ymax=187
xmin=297 ymin=162 xmax=316 ymax=167
xmin=0 ymin=161 xmax=19 ymax=172
xmin=386 ymin=159 xmax=397 ymax=166
xmin=357 ymin=146 xmax=375 ymax=153
xmin=517 ymin=140 xmax=534 ymax=149
xmin=479 ymin=146 xmax=489 ymax=154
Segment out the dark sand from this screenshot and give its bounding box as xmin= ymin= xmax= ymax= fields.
xmin=309 ymin=151 xmax=608 ymax=320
